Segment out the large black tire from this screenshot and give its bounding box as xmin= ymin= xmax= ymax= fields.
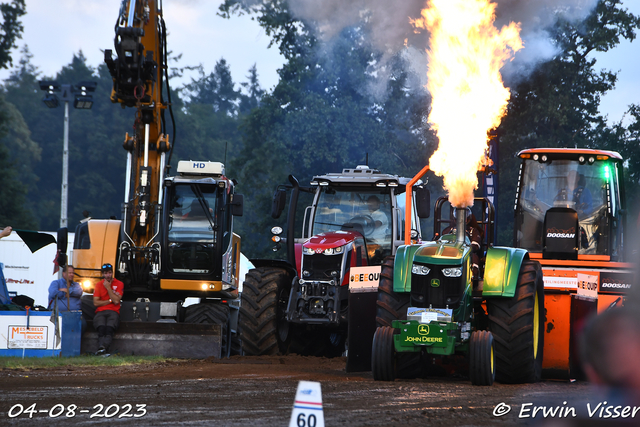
xmin=184 ymin=303 xmax=230 ymax=358
xmin=376 ymin=257 xmax=410 ymax=327
xmin=239 ymin=267 xmax=292 ymax=356
xmin=487 ymin=260 xmax=544 ymax=384
xmin=469 ymin=330 xmax=495 ymax=386
xmin=372 ymin=326 xmax=396 ymax=381
xmin=375 ymin=256 xmax=422 ymax=379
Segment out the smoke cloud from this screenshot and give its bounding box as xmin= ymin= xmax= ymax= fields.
xmin=286 ymin=0 xmax=599 ymax=92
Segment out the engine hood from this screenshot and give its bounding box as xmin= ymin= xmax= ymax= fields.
xmin=303 ymin=230 xmax=360 ymax=251
xmin=412 ymin=237 xmax=470 ymax=266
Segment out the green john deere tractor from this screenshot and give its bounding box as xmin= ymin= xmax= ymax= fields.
xmin=372 ymin=196 xmax=544 ymax=385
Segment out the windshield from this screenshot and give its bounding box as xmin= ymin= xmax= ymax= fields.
xmin=313 ymin=187 xmax=393 ymax=257
xmin=166 ymin=184 xmax=217 ymax=273
xmin=516 ymin=159 xmax=610 ymax=254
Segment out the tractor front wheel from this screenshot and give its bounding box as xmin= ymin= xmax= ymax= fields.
xmin=487 ymin=260 xmax=544 ymax=383
xmin=469 ymin=330 xmax=495 ymax=386
xmin=372 ymin=326 xmax=396 ymax=381
xmin=375 ymin=256 xmax=422 ymax=379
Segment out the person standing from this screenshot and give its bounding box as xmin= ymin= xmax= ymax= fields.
xmin=93 ymin=263 xmax=123 ymax=355
xmin=48 ymin=264 xmax=83 ymax=311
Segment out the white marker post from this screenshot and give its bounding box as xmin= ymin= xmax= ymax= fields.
xmin=289 ymin=381 xmax=324 ymax=427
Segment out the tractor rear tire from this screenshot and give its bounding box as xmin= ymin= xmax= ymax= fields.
xmin=184 ymin=303 xmax=230 ymax=358
xmin=376 ymin=257 xmax=409 ymax=328
xmin=375 ymin=256 xmax=422 ymax=379
xmin=487 ymin=260 xmax=544 ymax=384
xmin=372 ymin=326 xmax=396 ymax=381
xmin=239 ymin=267 xmax=292 ymax=356
xmin=469 ymin=330 xmax=495 ymax=386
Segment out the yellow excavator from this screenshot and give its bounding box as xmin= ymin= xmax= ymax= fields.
xmin=67 ymin=0 xmax=244 ymax=358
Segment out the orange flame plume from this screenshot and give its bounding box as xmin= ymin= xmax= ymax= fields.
xmin=412 ymin=0 xmax=522 ymax=208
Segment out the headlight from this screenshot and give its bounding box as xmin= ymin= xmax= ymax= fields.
xmin=304 ymin=245 xmax=346 ymax=255
xmin=271 ymin=226 xmax=283 ymax=235
xmin=324 ymin=245 xmax=346 ymax=255
xmin=412 ymin=264 xmax=431 ymax=275
xmin=442 ymin=267 xmax=462 ymax=277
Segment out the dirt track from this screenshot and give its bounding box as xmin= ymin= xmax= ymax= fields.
xmin=0 ymin=355 xmax=625 ymax=426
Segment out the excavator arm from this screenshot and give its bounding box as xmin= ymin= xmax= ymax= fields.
xmin=104 ymin=0 xmax=173 ymax=280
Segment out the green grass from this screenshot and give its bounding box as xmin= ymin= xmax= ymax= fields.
xmin=0 ymin=355 xmax=171 ymax=370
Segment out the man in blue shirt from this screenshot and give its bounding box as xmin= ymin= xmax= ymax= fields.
xmin=48 ymin=265 xmax=82 ymax=311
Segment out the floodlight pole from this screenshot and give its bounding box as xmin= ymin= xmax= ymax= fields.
xmin=38 ymin=81 xmax=96 ymax=230
xmin=61 ymin=94 xmax=70 ymax=229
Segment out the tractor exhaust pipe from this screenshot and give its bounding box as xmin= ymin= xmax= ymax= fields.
xmin=456 ymin=207 xmax=466 ymax=245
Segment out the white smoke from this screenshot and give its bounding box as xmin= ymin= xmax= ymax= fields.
xmin=284 ymin=0 xmax=599 ymax=94
xmin=494 ymin=0 xmax=599 ymax=84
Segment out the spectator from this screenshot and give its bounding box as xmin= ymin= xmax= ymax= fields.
xmin=48 ymin=265 xmax=83 ymax=311
xmin=92 ymin=263 xmax=123 ymax=356
xmin=580 ymin=307 xmax=640 ymax=402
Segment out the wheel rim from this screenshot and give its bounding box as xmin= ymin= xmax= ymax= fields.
xmin=490 ymin=342 xmax=494 ymax=375
xmin=533 ymin=289 xmax=539 ymax=359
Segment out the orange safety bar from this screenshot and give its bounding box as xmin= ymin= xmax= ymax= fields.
xmin=404 ymin=165 xmax=430 ymax=245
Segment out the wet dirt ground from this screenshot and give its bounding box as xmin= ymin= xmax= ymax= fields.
xmin=0 ymin=355 xmax=622 ymax=426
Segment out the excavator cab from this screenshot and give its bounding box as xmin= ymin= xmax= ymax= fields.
xmin=164 ymin=184 xmax=218 ymax=276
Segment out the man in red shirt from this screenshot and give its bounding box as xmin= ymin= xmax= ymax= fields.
xmin=93 ymin=263 xmax=123 ymax=355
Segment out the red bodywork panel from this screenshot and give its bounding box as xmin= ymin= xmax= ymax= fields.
xmin=303 ymin=231 xmax=361 ymax=251
xmin=302 ymin=231 xmax=368 ymax=286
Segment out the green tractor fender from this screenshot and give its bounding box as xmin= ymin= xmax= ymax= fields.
xmin=482 ymin=246 xmax=529 ymax=298
xmin=392 ymin=244 xmax=423 ymax=293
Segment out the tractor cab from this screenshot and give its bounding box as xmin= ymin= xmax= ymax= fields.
xmin=514 ymin=149 xmax=625 ymax=261
xmin=308 ymin=185 xmax=394 ymax=265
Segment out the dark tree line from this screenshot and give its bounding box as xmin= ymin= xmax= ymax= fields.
xmin=0 ymin=0 xmax=28 ymax=229
xmin=0 ymin=0 xmax=639 ymax=258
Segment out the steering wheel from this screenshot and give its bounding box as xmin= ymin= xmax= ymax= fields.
xmin=347 ymin=215 xmax=376 ymax=236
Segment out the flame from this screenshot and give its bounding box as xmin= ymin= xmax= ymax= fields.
xmin=412 ymin=0 xmax=522 ymax=208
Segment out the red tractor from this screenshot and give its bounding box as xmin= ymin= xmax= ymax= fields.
xmin=240 ymin=166 xmax=430 ymax=369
